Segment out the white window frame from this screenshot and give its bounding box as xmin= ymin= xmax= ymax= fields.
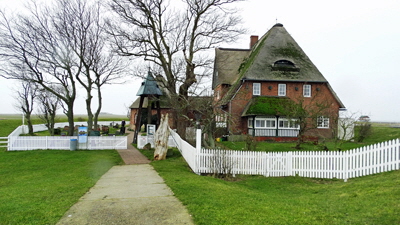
xmin=303 ymin=84 xmax=311 ymax=97
xmin=253 ymin=83 xmax=261 ymax=95
xmin=248 ymin=118 xmax=253 ymax=128
xmin=278 ymin=117 xmax=299 ymax=129
xmin=278 ymin=84 xmax=286 ymax=96
xmin=250 ymin=117 xmax=276 ymax=129
xmin=317 ymin=116 xmax=330 ymax=128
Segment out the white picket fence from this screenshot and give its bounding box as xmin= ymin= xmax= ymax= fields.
xmin=169 ymin=128 xmax=198 ymax=172
xmin=169 ymin=129 xmax=400 ymax=181
xmin=8 ymin=121 xmax=122 ymax=137
xmin=7 ymin=136 xmax=127 ymax=151
xmin=6 ymin=122 xmax=127 ymax=151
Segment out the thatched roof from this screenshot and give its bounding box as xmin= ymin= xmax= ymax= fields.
xmin=241 ymin=23 xmax=327 ymax=82
xmin=214 ymin=23 xmax=327 ymax=85
xmin=214 ymin=23 xmax=344 ymax=108
xmin=212 ymin=48 xmax=250 ymax=89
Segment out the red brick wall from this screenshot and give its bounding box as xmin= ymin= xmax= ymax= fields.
xmin=225 ymin=81 xmax=341 ymax=139
xmin=129 ymin=108 xmax=175 ymax=130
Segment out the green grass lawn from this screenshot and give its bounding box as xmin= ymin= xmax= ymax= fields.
xmin=0 ymin=117 xmax=124 ymax=224
xmin=138 ymin=124 xmax=400 ymax=224
xmin=0 ymin=150 xmax=123 ymax=224
xmin=147 ymin=150 xmax=400 ymax=225
xmin=2 ymin=116 xmax=400 ymax=225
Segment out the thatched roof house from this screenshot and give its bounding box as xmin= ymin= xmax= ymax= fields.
xmin=213 ymin=23 xmax=345 ymax=141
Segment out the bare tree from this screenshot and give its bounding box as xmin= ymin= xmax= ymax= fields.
xmin=58 ymin=0 xmax=127 ymax=132
xmin=330 ymin=110 xmax=357 ymax=150
xmin=189 ymin=94 xmax=228 ymax=148
xmin=108 ymin=0 xmax=246 ymax=138
xmin=36 ymin=86 xmax=63 ymax=136
xmin=279 ymin=96 xmax=336 ymax=149
xmin=14 ymin=81 xmax=37 ymax=135
xmin=0 ymin=0 xmax=126 ymax=135
xmin=0 ymin=2 xmax=80 ymax=135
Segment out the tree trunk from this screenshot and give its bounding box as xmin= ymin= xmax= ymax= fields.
xmin=176 ymin=101 xmax=188 ymax=140
xmin=85 ymin=86 xmax=94 ymax=133
xmin=49 ymin=114 xmax=55 ymax=136
xmin=154 ymin=114 xmax=170 ymax=160
xmin=93 ymin=87 xmax=102 ymax=131
xmin=66 ymin=103 xmax=75 ymax=136
xmin=25 ymin=113 xmax=34 ymax=135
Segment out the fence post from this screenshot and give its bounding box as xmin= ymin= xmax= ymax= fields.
xmin=286 ymin=152 xmax=292 ymax=176
xmin=196 ymin=128 xmax=201 ymax=152
xmin=343 ymin=151 xmax=348 ymax=182
xmin=194 ymin=128 xmax=202 ymax=174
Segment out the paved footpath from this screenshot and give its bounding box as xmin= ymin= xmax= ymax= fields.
xmin=57 ymin=131 xmax=194 ymax=225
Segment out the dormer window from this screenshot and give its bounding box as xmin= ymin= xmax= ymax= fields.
xmin=272 ymin=60 xmax=300 ymax=72
xmin=275 ymin=60 xmax=295 ymax=67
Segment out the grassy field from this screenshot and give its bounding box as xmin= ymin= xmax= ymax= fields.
xmin=140 ymin=124 xmax=400 ymax=224
xmin=150 ymin=155 xmax=400 ymax=225
xmin=0 ymin=150 xmax=123 ymax=224
xmin=0 ymin=116 xmax=124 ymax=224
xmin=1 ymin=116 xmax=400 ymax=224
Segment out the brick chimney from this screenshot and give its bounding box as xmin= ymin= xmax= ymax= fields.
xmin=250 ymin=35 xmax=259 ymax=48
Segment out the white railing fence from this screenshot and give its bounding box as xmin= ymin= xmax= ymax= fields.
xmin=9 ymin=122 xmax=123 ymax=137
xmin=169 ymin=128 xmax=198 ymax=173
xmin=6 ymin=122 xmax=128 ymax=151
xmin=7 ymin=136 xmax=127 ymax=151
xmin=170 ymin=128 xmax=400 ymax=182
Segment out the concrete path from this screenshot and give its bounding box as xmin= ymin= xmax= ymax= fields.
xmin=57 ymin=131 xmax=194 ymax=225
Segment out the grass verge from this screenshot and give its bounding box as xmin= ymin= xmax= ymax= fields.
xmin=0 ymin=150 xmax=123 ymax=224
xmin=144 ymin=149 xmax=400 ymax=225
xmin=0 ymin=117 xmax=125 ymax=224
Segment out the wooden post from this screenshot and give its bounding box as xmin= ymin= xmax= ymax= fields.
xmin=156 ymin=96 xmax=161 ymax=128
xmin=133 ymin=96 xmax=144 ymax=144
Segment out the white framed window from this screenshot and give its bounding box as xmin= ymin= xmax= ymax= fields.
xmin=317 ymin=116 xmax=330 ymax=128
xmin=303 ymin=84 xmax=311 ymax=97
xmin=253 ymin=83 xmax=261 ymax=95
xmin=248 ymin=118 xmax=253 ymax=128
xmin=278 ymin=117 xmax=299 ymax=129
xmin=249 ymin=117 xmax=276 ymax=128
xmin=278 ymin=84 xmax=286 ymax=96
xmin=255 ymin=119 xmax=265 ymax=128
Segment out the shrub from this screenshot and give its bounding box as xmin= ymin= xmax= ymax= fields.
xmin=244 ymin=135 xmax=258 ymax=151
xmin=355 ymin=122 xmax=372 ymax=142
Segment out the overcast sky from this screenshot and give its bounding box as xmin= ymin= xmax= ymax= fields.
xmin=1 ymin=0 xmax=399 ymax=122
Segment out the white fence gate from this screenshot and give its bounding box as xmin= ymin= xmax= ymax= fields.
xmin=170 ymin=128 xmax=400 ymax=182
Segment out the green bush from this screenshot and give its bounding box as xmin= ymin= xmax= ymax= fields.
xmin=355 ymin=122 xmax=372 ymax=142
